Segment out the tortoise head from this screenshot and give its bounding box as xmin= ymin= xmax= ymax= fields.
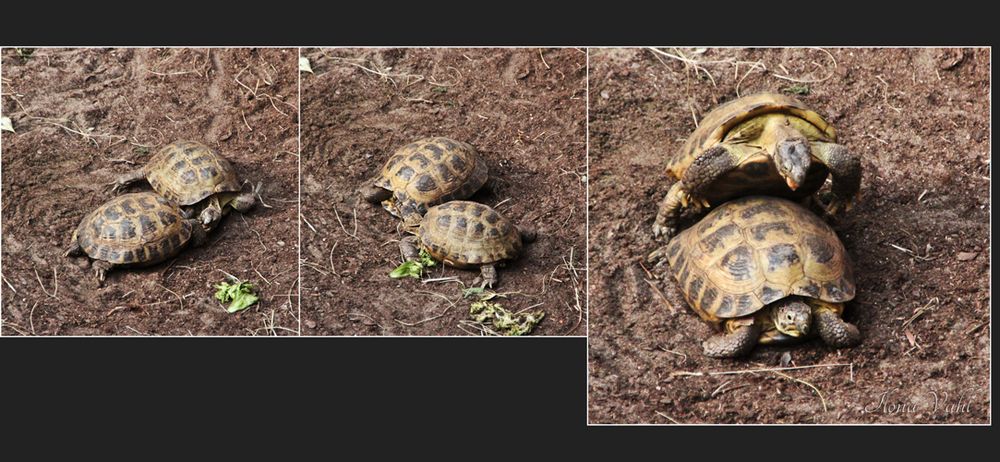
xmin=228 ymin=181 xmax=261 ymax=213
xmin=518 ymin=225 xmax=538 ymax=244
xmin=359 ymin=183 xmax=392 ymax=204
xmin=773 ymin=298 xmax=812 ymax=338
xmin=774 ymin=139 xmax=811 ymax=191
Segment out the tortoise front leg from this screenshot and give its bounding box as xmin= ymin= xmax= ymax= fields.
xmin=811 ymin=141 xmax=861 ymax=215
xmin=652 ymin=182 xmax=688 ymax=241
xmin=398 ymin=235 xmax=421 ymax=261
xmin=702 ymin=319 xmax=762 ymax=358
xmin=681 ymin=144 xmax=742 ymax=200
xmin=107 ymin=168 xmax=146 ymax=194
xmin=653 ymin=144 xmax=741 ymax=240
xmin=93 ymin=260 xmax=114 ymax=284
xmin=198 ymin=197 xmax=224 ymax=230
xmin=812 ymin=301 xmax=861 ymax=348
xmin=477 ymin=264 xmax=498 ymax=289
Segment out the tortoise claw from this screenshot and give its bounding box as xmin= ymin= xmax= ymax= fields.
xmin=825 ymin=197 xmax=853 ymax=216
xmin=105 ymin=180 xmax=122 ymax=195
xmin=651 ymin=223 xmax=676 ymax=242
xmin=646 ymin=245 xmax=671 ymax=267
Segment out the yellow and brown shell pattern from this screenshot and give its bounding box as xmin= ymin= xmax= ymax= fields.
xmin=417 ymin=201 xmax=522 ymax=269
xmin=73 ymin=192 xmax=193 ymax=266
xmin=375 ymin=137 xmax=488 ymax=218
xmin=664 ymin=196 xmax=855 ymax=323
xmin=144 ymin=140 xmax=241 ymax=206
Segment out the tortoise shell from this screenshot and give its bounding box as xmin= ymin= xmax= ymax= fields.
xmin=417 ymin=201 xmax=522 ymax=269
xmin=376 ymin=137 xmax=488 ymax=218
xmin=664 ymin=196 xmax=854 ymax=323
xmin=72 ymin=192 xmax=192 ymax=266
xmin=666 ymin=93 xmax=837 ymax=201
xmin=144 ymin=140 xmax=241 ymax=206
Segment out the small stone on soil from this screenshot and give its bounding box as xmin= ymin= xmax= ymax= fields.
xmin=956 ymin=251 xmax=978 ymax=261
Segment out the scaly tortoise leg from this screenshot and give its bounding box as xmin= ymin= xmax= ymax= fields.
xmin=811 ymin=300 xmax=861 ymax=348
xmin=811 ymin=141 xmax=861 ymax=216
xmin=198 ymin=197 xmax=224 ymax=231
xmin=702 ymin=318 xmax=762 ymax=358
xmin=398 ymin=235 xmax=421 ymax=261
xmin=652 ymin=182 xmax=690 ymax=241
xmin=93 ymin=260 xmax=114 ymax=285
xmin=107 ymin=168 xmax=146 ymax=194
xmin=681 ymin=144 xmax=743 ymax=201
xmin=477 ymin=264 xmax=498 ymax=289
xmin=652 ymin=144 xmax=742 ymax=241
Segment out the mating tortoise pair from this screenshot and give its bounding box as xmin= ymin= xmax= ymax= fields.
xmin=65 ymin=141 xmax=257 ymax=281
xmin=650 ymin=93 xmax=862 ymax=358
xmin=359 ymin=137 xmax=533 ymax=287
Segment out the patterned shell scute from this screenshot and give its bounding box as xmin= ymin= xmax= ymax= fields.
xmin=418 ymin=201 xmax=522 ymax=268
xmin=145 ymin=140 xmax=241 ymax=206
xmin=667 ymin=92 xmax=837 ymax=176
xmin=75 ymin=192 xmax=192 ymax=265
xmin=665 ymin=196 xmax=855 ymax=320
xmin=380 ymin=137 xmax=488 ymax=217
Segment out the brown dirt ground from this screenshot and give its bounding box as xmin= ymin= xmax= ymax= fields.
xmin=1 ymin=48 xmax=300 ymax=336
xmin=588 ymin=48 xmax=990 ymax=423
xmin=300 ymin=48 xmax=586 ymax=336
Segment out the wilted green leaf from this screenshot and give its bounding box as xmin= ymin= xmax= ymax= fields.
xmin=0 ymin=117 xmax=13 ymax=133
xmin=418 ymin=249 xmax=437 ymax=268
xmin=389 ymin=249 xmax=437 ymax=279
xmin=390 ymin=260 xmax=423 ymax=279
xmin=299 ymin=56 xmax=314 ymax=74
xmin=782 ymin=84 xmax=810 ymax=95
xmin=469 ymin=300 xmax=544 ymax=336
xmin=214 ymin=281 xmax=259 ymax=313
xmin=462 ymin=286 xmax=485 ymax=298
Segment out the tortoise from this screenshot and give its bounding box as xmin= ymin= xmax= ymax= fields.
xmin=663 ymin=196 xmax=860 ymax=358
xmin=64 ymin=192 xmax=206 ymax=282
xmin=109 ymin=140 xmax=256 ymax=231
xmin=399 ymin=201 xmax=535 ymax=288
xmin=652 ymin=92 xmax=861 ymax=241
xmin=359 ymin=137 xmax=489 ymax=220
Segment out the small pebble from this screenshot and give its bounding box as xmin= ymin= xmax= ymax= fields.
xmin=600 ymin=91 xmax=610 ymax=99
xmin=956 ymin=251 xmax=978 ymax=261
xmin=277 ymin=240 xmax=286 ymax=247
xmin=305 ymin=320 xmax=317 ymax=329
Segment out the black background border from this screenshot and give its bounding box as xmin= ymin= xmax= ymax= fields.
xmin=0 ymin=2 xmax=994 ymax=455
